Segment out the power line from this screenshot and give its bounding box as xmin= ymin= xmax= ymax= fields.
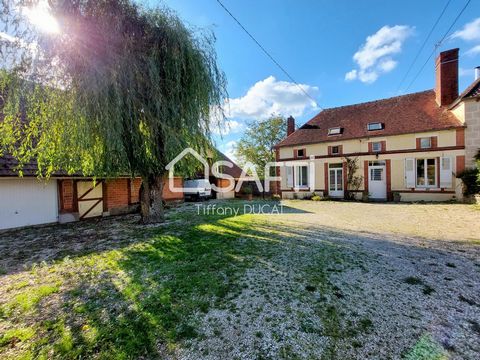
xmin=215 ymin=0 xmax=321 ymax=110
xmin=404 ymin=0 xmax=471 ymax=92
xmin=379 ymin=0 xmax=470 ymax=130
xmin=396 ymin=0 xmax=452 ymax=92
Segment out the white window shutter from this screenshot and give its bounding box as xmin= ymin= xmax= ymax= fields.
xmin=286 ymin=166 xmax=293 ymax=187
xmin=294 ymin=166 xmax=299 ymax=187
xmin=405 ymin=158 xmax=415 ymax=188
xmin=440 ymin=157 xmax=452 ymax=188
xmin=308 ymin=163 xmax=314 ymax=190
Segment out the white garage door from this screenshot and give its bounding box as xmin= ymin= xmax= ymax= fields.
xmin=0 ymin=179 xmax=58 ymax=230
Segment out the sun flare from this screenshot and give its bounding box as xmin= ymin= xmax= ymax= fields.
xmin=23 ymin=2 xmax=60 ymax=34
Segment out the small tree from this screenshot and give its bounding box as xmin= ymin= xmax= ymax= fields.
xmin=343 ymin=156 xmax=363 ymax=200
xmin=235 ymin=116 xmax=286 ymax=179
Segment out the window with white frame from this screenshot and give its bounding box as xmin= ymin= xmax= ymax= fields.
xmin=416 ymin=158 xmax=436 ymax=187
xmin=372 ymin=142 xmax=382 ymax=152
xmin=367 ymin=122 xmax=384 ymax=131
xmin=328 ymin=127 xmax=342 ymax=136
xmin=295 ymin=165 xmax=309 ymax=187
xmin=331 ymin=145 xmax=340 ymax=154
xmin=369 ymin=160 xmax=386 ymax=166
xmin=420 ymin=137 xmax=431 ymax=149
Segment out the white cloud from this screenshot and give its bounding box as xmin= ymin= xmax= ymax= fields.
xmin=211 ymin=119 xmax=243 ymax=136
xmin=466 ymin=44 xmax=480 ymax=56
xmin=225 ymin=76 xmax=319 ymax=120
xmin=345 ymin=25 xmax=414 ymax=84
xmin=452 ymin=18 xmax=480 ymax=41
xmin=344 ymin=69 xmax=357 ymax=81
xmin=0 ymin=32 xmax=17 ymax=43
xmin=378 ymin=58 xmax=397 ymax=72
xmin=218 ymin=140 xmax=238 ymax=162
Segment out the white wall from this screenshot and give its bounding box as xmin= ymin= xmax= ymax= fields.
xmin=0 ymin=178 xmax=58 ymax=230
xmin=216 ymin=191 xmax=235 ymax=199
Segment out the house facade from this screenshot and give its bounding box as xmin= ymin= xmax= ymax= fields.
xmin=275 ymin=49 xmax=480 ymax=202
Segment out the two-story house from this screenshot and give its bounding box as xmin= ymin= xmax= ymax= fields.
xmin=274 ymin=48 xmax=480 ymax=202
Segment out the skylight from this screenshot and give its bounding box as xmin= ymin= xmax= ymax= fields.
xmin=328 ymin=127 xmax=342 ymax=136
xmin=367 ymin=122 xmax=384 ymax=131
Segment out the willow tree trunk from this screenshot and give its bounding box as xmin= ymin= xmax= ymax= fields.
xmin=140 ymin=175 xmax=165 ymax=224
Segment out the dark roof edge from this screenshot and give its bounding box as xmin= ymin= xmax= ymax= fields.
xmin=449 ymin=78 xmax=480 ymax=109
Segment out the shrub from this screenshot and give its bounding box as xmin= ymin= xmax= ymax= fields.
xmin=242 ymin=185 xmax=253 ymax=195
xmin=271 ymin=194 xmax=281 ymax=201
xmin=361 ymin=191 xmax=369 ymax=202
xmin=393 ymin=192 xmax=401 ymax=202
xmin=311 ymin=195 xmax=322 ymax=201
xmin=457 ymin=168 xmax=479 ymax=196
xmin=344 ymin=156 xmax=363 ymax=200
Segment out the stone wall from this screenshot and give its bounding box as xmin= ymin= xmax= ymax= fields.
xmin=464 ymin=100 xmax=480 ymax=168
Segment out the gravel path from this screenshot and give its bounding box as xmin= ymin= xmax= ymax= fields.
xmin=181 ymin=201 xmax=480 ymax=359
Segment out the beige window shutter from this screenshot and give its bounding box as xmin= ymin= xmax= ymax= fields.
xmin=405 ymin=158 xmax=415 ymax=188
xmin=440 ymin=157 xmax=452 ymax=188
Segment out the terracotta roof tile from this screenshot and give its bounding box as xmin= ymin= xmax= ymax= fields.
xmin=276 ymin=90 xmax=463 ymax=148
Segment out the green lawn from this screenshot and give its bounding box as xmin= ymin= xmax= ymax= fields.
xmin=0 ymin=202 xmax=347 ymax=359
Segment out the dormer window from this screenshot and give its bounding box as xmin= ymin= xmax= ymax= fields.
xmin=328 ymin=127 xmax=343 ymax=136
xmin=367 ymin=122 xmax=384 ymax=131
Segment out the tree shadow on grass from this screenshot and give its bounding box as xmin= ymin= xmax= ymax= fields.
xmin=0 ymin=200 xmax=309 ymax=276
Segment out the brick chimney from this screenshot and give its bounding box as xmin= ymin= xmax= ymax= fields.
xmin=287 ymin=116 xmax=295 ymax=136
xmin=435 ymin=48 xmax=459 ymax=107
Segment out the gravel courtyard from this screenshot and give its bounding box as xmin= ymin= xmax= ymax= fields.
xmin=0 ymin=200 xmax=479 ymax=359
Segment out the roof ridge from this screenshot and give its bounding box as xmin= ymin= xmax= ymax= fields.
xmin=305 ymin=89 xmax=434 ymax=125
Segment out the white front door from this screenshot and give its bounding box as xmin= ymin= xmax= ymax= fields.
xmin=329 ymin=166 xmax=344 ymax=198
xmin=369 ymin=165 xmax=387 ymax=199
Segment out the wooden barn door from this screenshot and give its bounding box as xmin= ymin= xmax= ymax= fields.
xmin=77 ymin=181 xmax=104 ymax=219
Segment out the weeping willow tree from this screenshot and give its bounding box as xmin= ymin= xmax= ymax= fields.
xmin=0 ymin=0 xmax=226 ymax=223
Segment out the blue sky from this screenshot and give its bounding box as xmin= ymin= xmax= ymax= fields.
xmin=157 ymin=0 xmax=480 ymax=160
